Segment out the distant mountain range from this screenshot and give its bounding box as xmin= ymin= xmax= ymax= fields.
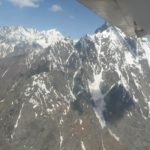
xmin=0 ymin=25 xmax=150 ymax=150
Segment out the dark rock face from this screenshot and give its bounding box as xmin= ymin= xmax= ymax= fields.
xmin=103 ymin=84 xmax=134 ymax=123
xmin=0 ymin=26 xmax=150 ymax=150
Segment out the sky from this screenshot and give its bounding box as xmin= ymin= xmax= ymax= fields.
xmin=0 ymin=0 xmax=104 ymax=38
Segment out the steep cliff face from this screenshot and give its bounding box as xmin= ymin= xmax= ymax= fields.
xmin=75 ymin=25 xmax=150 ymax=150
xmin=0 ymin=25 xmax=150 ymax=150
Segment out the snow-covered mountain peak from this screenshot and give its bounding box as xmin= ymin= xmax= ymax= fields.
xmin=0 ymin=26 xmax=67 ymax=58
xmin=0 ymin=26 xmax=64 ymax=48
xmin=95 ymin=22 xmax=111 ymax=33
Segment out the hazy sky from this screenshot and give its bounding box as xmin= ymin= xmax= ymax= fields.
xmin=0 ymin=0 xmax=104 ymax=38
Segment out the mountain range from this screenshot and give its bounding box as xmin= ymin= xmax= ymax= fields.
xmin=0 ymin=24 xmax=150 ymax=150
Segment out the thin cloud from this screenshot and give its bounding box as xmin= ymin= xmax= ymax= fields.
xmin=69 ymin=16 xmax=75 ymax=19
xmin=8 ymin=0 xmax=41 ymax=8
xmin=50 ymin=4 xmax=62 ymax=12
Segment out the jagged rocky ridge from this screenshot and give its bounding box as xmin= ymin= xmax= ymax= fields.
xmin=0 ymin=25 xmax=150 ymax=150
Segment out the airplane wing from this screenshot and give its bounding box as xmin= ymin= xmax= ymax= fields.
xmin=78 ymin=0 xmax=150 ymax=37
